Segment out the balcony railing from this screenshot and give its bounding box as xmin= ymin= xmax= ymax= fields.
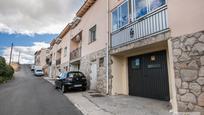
xmin=56 ymin=59 xmax=61 ymax=65
xmin=70 ymin=47 xmax=81 ymax=61
xmin=111 ymin=7 xmax=169 ymax=48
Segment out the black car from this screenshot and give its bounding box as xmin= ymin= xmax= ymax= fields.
xmin=55 ymin=71 xmax=87 ymax=93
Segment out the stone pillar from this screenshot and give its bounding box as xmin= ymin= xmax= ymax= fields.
xmin=171 ymin=31 xmax=204 ymax=114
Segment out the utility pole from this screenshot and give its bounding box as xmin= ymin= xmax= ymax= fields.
xmin=18 ymin=51 xmax=21 ymax=64
xmin=9 ymin=43 xmax=13 ymax=65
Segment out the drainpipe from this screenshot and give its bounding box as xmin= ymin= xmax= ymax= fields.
xmin=106 ymin=0 xmax=110 ymax=95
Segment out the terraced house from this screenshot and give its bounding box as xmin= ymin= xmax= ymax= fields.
xmin=69 ymin=0 xmax=109 ymax=94
xmin=48 ymin=0 xmax=109 ymax=94
xmin=109 ymin=0 xmax=204 ymax=113
xmin=34 ymin=48 xmax=50 ymax=75
xmin=46 ymin=0 xmax=204 ymax=114
xmin=48 ymin=24 xmax=71 ymax=78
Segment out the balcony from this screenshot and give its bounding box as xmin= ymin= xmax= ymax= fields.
xmin=70 ymin=47 xmax=81 ymax=61
xmin=111 ymin=7 xmax=169 ymax=48
xmin=56 ymin=59 xmax=61 ymax=65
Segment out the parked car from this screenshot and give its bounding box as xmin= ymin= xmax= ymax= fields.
xmin=55 ymin=71 xmax=87 ymax=93
xmin=34 ymin=69 xmax=44 ymax=76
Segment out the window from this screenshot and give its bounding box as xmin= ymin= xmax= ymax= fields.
xmin=64 ymin=47 xmax=67 ymax=57
xmin=112 ymin=10 xmax=118 ymax=31
xmin=131 ymin=58 xmax=140 ymax=69
xmin=99 ymin=57 xmax=104 ymax=67
xmin=89 ymin=25 xmax=96 ymax=44
xmin=112 ymin=1 xmax=129 ymax=31
xmin=132 ymin=0 xmax=166 ymax=20
xmin=149 ymin=0 xmax=166 ymax=11
xmin=133 ymin=0 xmax=147 ymax=19
xmin=119 ymin=2 xmax=129 ymax=27
xmin=68 ymin=72 xmax=83 ymax=78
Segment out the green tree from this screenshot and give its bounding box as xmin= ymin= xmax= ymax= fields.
xmin=0 ymin=56 xmax=14 ymax=83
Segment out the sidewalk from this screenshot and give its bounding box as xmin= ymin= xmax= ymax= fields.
xmin=44 ymin=77 xmax=172 ymax=115
xmin=44 ymin=77 xmax=111 ymax=115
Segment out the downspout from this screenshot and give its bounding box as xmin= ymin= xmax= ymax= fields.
xmin=106 ymin=0 xmax=110 ymax=95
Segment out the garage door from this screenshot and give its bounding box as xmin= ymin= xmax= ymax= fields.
xmin=128 ymin=50 xmax=170 ymax=101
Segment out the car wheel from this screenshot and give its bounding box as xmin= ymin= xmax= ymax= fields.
xmin=82 ymin=87 xmax=86 ymax=91
xmin=55 ymin=85 xmax=58 ymax=89
xmin=61 ymin=85 xmax=66 ymax=93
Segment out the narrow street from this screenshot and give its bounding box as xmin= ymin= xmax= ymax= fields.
xmin=0 ymin=65 xmax=82 ymax=115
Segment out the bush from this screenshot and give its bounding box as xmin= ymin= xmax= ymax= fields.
xmin=0 ymin=56 xmax=14 ymax=84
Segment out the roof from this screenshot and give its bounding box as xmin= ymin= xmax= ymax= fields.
xmin=57 ymin=23 xmax=72 ymax=39
xmin=49 ymin=0 xmax=97 ymax=46
xmin=76 ymin=0 xmax=97 ymax=17
xmin=50 ymin=39 xmax=56 ymax=46
xmin=34 ymin=50 xmax=41 ymax=56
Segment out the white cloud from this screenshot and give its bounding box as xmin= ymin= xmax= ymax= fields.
xmin=2 ymin=42 xmax=49 ymax=64
xmin=0 ymin=0 xmax=83 ymax=35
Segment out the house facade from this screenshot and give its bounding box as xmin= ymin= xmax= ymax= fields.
xmin=69 ymin=0 xmax=109 ymax=94
xmin=44 ymin=0 xmax=204 ymax=114
xmin=48 ymin=0 xmax=109 ymax=94
xmin=109 ymin=0 xmax=204 ymax=113
xmin=49 ymin=31 xmax=71 ymax=79
xmin=34 ymin=48 xmax=50 ymax=75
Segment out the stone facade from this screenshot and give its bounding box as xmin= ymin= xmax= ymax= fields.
xmin=172 ymin=31 xmax=204 ymax=114
xmin=80 ymin=48 xmax=107 ymax=94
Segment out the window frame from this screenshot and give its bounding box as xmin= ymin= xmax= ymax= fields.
xmin=132 ymin=0 xmax=167 ymax=21
xmin=111 ymin=0 xmax=129 ymax=32
xmin=89 ymin=25 xmax=97 ymax=44
xmin=111 ymin=0 xmax=167 ymax=32
xmin=111 ymin=8 xmax=118 ymax=32
xmin=131 ymin=58 xmax=140 ymax=69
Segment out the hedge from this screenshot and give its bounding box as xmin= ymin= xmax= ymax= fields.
xmin=0 ymin=56 xmax=14 ymax=83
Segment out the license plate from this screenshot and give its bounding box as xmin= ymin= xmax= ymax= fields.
xmin=74 ymin=84 xmax=82 ymax=87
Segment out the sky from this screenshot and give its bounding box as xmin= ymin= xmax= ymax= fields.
xmin=0 ymin=0 xmax=83 ymax=64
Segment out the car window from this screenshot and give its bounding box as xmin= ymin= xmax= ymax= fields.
xmin=68 ymin=72 xmax=83 ymax=78
xmin=36 ymin=70 xmax=42 ymax=72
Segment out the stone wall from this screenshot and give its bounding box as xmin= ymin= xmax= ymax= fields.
xmin=80 ymin=48 xmax=107 ymax=94
xmin=172 ymin=31 xmax=204 ymax=114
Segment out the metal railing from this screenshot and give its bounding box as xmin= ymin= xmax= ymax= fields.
xmin=70 ymin=47 xmax=81 ymax=60
xmin=111 ymin=6 xmax=169 ymax=48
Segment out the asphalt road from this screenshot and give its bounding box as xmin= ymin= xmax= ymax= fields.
xmin=0 ymin=65 xmax=82 ymax=115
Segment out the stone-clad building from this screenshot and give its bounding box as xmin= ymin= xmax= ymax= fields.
xmin=45 ymin=0 xmax=204 ymax=114
xmin=172 ymin=31 xmax=204 ymax=112
xmin=109 ymin=0 xmax=204 ymax=114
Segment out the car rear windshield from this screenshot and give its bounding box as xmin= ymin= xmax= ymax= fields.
xmin=36 ymin=70 xmax=42 ymax=72
xmin=68 ymin=72 xmax=83 ymax=78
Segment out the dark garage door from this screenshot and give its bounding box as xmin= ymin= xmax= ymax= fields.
xmin=128 ymin=50 xmax=170 ymax=101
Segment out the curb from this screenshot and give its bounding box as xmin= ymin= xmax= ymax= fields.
xmin=43 ymin=77 xmax=112 ymax=115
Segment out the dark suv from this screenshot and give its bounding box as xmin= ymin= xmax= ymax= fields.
xmin=55 ymin=71 xmax=87 ymax=93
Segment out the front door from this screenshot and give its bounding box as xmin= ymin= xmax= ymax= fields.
xmin=128 ymin=50 xmax=170 ymax=101
xmin=90 ymin=63 xmax=97 ymax=90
